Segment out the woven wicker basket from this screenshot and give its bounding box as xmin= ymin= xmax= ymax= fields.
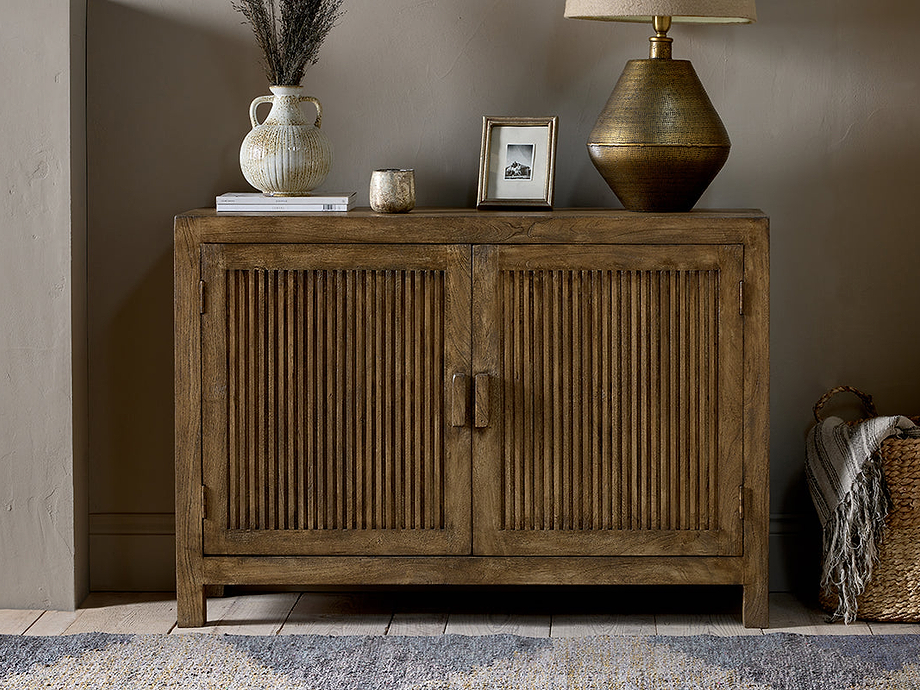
xmin=814 ymin=386 xmax=920 ymax=622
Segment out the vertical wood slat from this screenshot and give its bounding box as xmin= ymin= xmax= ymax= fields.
xmin=497 ymin=267 xmax=723 ymax=534
xmin=710 ymin=270 xmax=719 ymax=530
xmin=425 ymin=270 xmax=435 ymax=528
xmin=296 ymin=272 xmax=306 ymax=529
xmin=600 ymin=271 xmax=611 ymax=531
xmin=374 ymin=271 xmax=384 ymax=530
xmin=533 ymin=272 xmax=544 ymax=531
xmin=268 ymin=271 xmax=277 ymax=530
xmin=413 ymin=272 xmax=423 ymax=530
xmin=522 ymin=272 xmax=533 ymax=531
xmin=316 ymin=269 xmax=326 ymax=531
xmin=344 ymin=271 xmax=355 ymax=530
xmin=224 ymin=267 xmax=447 ymax=532
xmin=402 ymin=272 xmax=412 ymax=530
xmin=648 ymin=271 xmax=659 ymax=531
xmin=385 ymin=271 xmax=395 ymax=530
xmin=364 ymin=272 xmax=374 ymax=532
xmin=434 ymin=272 xmax=444 ymax=528
xmin=513 ymin=272 xmax=524 ymax=530
xmin=306 ymin=271 xmax=316 ymax=530
xmin=394 ymin=274 xmax=405 ymax=530
xmin=689 ymin=271 xmax=700 ymax=531
xmin=287 ymin=271 xmax=297 ymax=531
xmin=228 ymin=271 xmax=240 ymax=529
xmin=405 ymin=272 xmax=416 ymax=531
xmin=552 ymin=271 xmax=563 ymax=532
xmin=611 ymin=272 xmax=621 ymax=531
xmin=541 ymin=271 xmax=553 ymax=531
xmin=668 ymin=271 xmax=679 ymax=532
xmin=572 ymin=272 xmax=582 ymax=530
xmin=248 ymin=269 xmax=258 ymax=531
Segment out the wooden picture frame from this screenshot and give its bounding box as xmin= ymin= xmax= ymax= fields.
xmin=477 ymin=116 xmax=558 ymax=209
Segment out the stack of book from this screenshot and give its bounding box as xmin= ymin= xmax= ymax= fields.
xmin=216 ymin=192 xmax=357 ymax=213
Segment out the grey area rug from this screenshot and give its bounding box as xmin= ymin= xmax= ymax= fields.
xmin=2 ymin=632 xmax=920 ymax=689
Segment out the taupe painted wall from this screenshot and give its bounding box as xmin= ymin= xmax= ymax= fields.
xmin=80 ymin=0 xmax=919 ymax=591
xmin=0 ymin=1 xmax=87 ymax=609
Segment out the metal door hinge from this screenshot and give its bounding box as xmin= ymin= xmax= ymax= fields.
xmin=738 ymin=485 xmax=745 ymax=520
xmin=739 ymin=280 xmax=745 ymax=316
xmin=201 ymin=485 xmax=208 ymax=520
xmin=199 ymin=280 xmax=207 ymax=314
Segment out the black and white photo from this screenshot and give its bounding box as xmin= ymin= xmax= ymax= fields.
xmin=503 ymin=144 xmax=534 ymax=180
xmin=477 ymin=116 xmax=558 ymax=209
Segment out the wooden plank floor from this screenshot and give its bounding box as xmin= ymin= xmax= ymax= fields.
xmin=2 ymin=590 xmax=918 ymax=637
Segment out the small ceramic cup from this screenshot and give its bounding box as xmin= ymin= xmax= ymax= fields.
xmin=369 ymin=169 xmax=416 ymax=213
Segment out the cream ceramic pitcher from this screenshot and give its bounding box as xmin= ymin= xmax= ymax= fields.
xmin=239 ymin=85 xmax=332 ymax=196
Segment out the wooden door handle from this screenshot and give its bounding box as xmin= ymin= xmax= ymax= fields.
xmin=451 ymin=373 xmax=468 ymax=427
xmin=474 ymin=374 xmax=490 ymax=428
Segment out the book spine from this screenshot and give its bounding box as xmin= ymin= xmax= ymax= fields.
xmin=216 ymin=204 xmax=352 ymax=212
xmin=217 ymin=196 xmax=355 ymax=206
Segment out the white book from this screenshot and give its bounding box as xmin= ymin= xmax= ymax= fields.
xmin=217 ymin=203 xmax=352 ymax=213
xmin=217 ymin=192 xmax=356 ymax=212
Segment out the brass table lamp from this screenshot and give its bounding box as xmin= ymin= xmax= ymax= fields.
xmin=564 ymin=0 xmax=756 ymax=212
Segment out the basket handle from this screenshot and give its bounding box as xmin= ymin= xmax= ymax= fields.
xmin=813 ymin=386 xmax=878 ymax=422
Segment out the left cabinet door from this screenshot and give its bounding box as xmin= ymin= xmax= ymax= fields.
xmin=200 ymin=243 xmax=472 ymax=556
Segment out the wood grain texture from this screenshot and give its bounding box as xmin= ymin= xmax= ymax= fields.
xmin=445 ymin=613 xmax=551 ymax=637
xmin=64 ymin=593 xmax=178 ymax=635
xmin=472 ymin=244 xmax=744 ymax=557
xmin=200 ymin=244 xmax=472 ymax=556
xmin=868 ymin=621 xmax=920 ymax=635
xmin=551 ymin=613 xmax=656 ymax=637
xmin=175 ymin=210 xmax=769 ymax=628
xmin=174 ymin=216 xmax=206 ymax=628
xmin=180 ymin=209 xmax=767 ymax=247
xmin=0 ymin=609 xmax=42 ymax=635
xmin=281 ymin=593 xmax=391 ymax=635
xmin=21 ymin=610 xmax=81 ymax=636
xmin=767 ymin=593 xmax=871 ymax=635
xmin=741 ymin=216 xmax=771 ymax=629
xmin=654 ymin=613 xmax=763 ymax=637
xmin=199 ymin=555 xmax=744 ymax=586
xmin=387 ymin=613 xmax=450 ymax=636
xmin=221 ymin=267 xmax=445 ymax=532
xmin=171 ymin=593 xmax=299 ymax=636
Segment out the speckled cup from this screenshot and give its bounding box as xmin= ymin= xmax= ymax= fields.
xmin=369 ymin=169 xmax=415 ymax=213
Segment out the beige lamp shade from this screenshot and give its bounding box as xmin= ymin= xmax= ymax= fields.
xmin=564 ymin=0 xmax=756 ymax=23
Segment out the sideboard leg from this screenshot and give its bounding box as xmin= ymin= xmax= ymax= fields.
xmin=177 ymin=577 xmax=207 ymax=628
xmin=742 ymin=581 xmax=769 ymax=629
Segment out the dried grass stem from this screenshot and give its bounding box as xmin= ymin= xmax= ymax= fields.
xmin=233 ymin=0 xmax=344 ymax=86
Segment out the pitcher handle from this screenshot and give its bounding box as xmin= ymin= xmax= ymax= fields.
xmin=300 ymin=96 xmax=323 ymax=128
xmin=249 ymin=95 xmax=274 ymax=129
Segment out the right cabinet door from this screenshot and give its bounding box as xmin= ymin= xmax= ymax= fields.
xmin=472 ymin=244 xmax=745 ymax=557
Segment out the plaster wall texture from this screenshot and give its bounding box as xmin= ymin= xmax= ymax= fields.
xmin=0 ymin=0 xmax=87 ymax=609
xmin=74 ymin=0 xmax=920 ymax=591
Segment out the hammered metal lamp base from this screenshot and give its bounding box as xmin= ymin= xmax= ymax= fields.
xmin=587 ymin=58 xmax=731 ymax=212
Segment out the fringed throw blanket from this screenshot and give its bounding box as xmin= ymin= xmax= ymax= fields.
xmin=805 ymin=414 xmax=920 ymax=623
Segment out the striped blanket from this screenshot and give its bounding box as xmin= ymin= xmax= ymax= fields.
xmin=805 ymin=414 xmax=920 ymax=623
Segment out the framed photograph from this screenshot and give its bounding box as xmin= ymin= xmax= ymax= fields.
xmin=477 ymin=116 xmax=558 ymax=209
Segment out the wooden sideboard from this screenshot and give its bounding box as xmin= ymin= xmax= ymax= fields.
xmin=174 ymin=208 xmax=769 ymax=627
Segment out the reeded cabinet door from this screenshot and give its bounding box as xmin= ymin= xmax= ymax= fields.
xmin=472 ymin=244 xmax=745 ymax=556
xmin=200 ymin=243 xmax=472 ymax=556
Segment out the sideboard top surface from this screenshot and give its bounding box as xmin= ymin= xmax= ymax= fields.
xmin=175 ymin=208 xmax=769 ymax=246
